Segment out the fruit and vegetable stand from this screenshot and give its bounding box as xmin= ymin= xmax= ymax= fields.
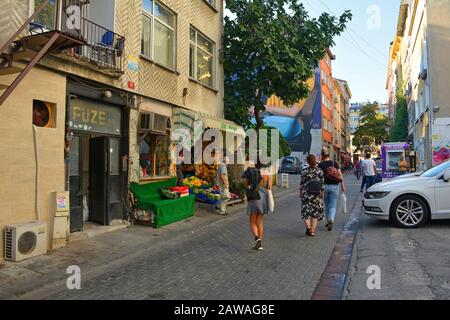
xmin=183 ymin=176 xmax=243 ymax=210
xmin=183 ymin=176 xmax=221 ymax=205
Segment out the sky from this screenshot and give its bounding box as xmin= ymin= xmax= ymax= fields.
xmin=225 ymin=0 xmax=400 ymax=104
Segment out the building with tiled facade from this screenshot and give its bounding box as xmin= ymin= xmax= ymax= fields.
xmin=0 ymin=0 xmax=239 ymax=260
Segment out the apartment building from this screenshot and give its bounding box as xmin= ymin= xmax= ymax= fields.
xmin=333 ymin=78 xmax=352 ymax=166
xmin=388 ymin=0 xmax=450 ymax=170
xmin=0 ymin=0 xmax=235 ymax=259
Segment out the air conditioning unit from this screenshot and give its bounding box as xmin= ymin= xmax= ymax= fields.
xmin=4 ymin=222 xmax=48 ymax=262
xmin=139 ymin=112 xmax=169 ymax=133
xmin=152 ymin=113 xmax=169 ymax=133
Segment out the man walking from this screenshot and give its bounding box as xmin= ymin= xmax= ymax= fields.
xmin=362 ymin=153 xmax=377 ymax=191
xmin=216 ymin=150 xmax=230 ymax=215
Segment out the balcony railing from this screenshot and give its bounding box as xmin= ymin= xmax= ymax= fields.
xmin=28 ymin=0 xmax=125 ymax=72
xmin=66 ymin=18 xmax=125 ymax=72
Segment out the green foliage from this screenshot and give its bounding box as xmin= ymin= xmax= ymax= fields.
xmin=352 ymin=102 xmax=389 ymax=153
xmin=389 ymin=94 xmax=409 ymax=142
xmin=224 ymin=0 xmax=352 ymax=128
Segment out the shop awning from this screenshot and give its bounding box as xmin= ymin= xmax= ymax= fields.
xmin=197 ymin=111 xmax=245 ymax=136
xmin=173 ymin=108 xmax=245 ymax=137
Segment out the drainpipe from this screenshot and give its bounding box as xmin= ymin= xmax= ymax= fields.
xmin=33 ymin=125 xmax=41 ymax=222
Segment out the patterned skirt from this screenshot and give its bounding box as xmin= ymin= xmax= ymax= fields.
xmin=301 ymin=192 xmax=324 ymax=221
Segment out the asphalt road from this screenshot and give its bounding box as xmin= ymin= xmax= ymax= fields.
xmin=344 ymin=208 xmax=450 ymax=300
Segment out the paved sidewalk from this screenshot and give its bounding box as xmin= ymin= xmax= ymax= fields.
xmin=0 ymin=175 xmax=361 ymax=300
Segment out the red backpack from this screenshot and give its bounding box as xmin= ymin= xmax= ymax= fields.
xmin=325 ymin=162 xmax=343 ymax=183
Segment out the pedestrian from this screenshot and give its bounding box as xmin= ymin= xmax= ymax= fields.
xmin=319 ymin=147 xmax=346 ymax=231
xmin=362 ymin=153 xmax=377 ymax=191
xmin=300 ymin=154 xmax=324 ymax=237
xmin=176 ymin=152 xmax=184 ymax=186
xmin=398 ymin=156 xmax=409 ymax=175
xmin=354 ymin=160 xmax=361 ymax=180
xmin=359 ymin=159 xmax=366 ymax=192
xmin=243 ymin=166 xmax=269 ymax=251
xmin=216 ymin=150 xmax=230 ymax=215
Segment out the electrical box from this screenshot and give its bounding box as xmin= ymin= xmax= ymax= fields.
xmin=54 ymin=191 xmax=70 ymax=217
xmin=52 ymin=191 xmax=70 ymax=249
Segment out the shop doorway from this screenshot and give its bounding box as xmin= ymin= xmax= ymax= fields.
xmin=69 ymin=134 xmax=122 ymax=232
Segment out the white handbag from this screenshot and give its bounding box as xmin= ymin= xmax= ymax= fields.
xmin=340 ymin=193 xmax=348 ymax=214
xmin=268 ymin=189 xmax=275 ymax=213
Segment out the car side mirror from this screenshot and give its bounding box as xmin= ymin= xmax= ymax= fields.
xmin=444 ymin=170 xmax=450 ymax=182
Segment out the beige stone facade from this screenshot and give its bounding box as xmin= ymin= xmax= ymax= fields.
xmin=0 ymin=67 xmax=67 ymax=259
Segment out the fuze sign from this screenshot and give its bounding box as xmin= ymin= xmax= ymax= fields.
xmin=68 ymin=99 xmax=121 ymax=136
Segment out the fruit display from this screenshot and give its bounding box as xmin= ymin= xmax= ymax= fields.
xmin=183 ymin=176 xmax=210 ymax=188
xmin=197 ymin=163 xmax=218 ymax=183
xmin=160 ymin=188 xmax=181 ymax=199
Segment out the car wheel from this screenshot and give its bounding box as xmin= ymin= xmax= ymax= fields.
xmin=390 ymin=195 xmax=429 ymax=228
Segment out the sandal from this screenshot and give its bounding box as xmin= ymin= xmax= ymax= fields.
xmin=305 ymin=228 xmax=311 ymax=236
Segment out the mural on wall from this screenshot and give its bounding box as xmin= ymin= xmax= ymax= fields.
xmin=432 ymin=118 xmax=450 ymax=166
xmin=261 ymin=67 xmax=323 ymax=159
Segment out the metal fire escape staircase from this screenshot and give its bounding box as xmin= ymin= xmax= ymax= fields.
xmin=0 ymin=0 xmax=86 ymax=106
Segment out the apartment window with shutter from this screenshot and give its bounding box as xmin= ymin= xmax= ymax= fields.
xmin=141 ymin=0 xmax=176 ymax=70
xmin=189 ymin=27 xmax=215 ymax=88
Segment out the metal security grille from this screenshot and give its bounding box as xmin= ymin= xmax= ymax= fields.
xmin=4 ymin=227 xmax=13 ymax=260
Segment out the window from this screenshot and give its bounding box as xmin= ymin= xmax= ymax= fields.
xmin=138 ymin=132 xmax=171 ymax=178
xmin=189 ymin=27 xmax=215 ymax=88
xmin=141 ymin=0 xmax=176 ymax=69
xmin=32 ymin=0 xmax=56 ymax=31
xmin=138 ymin=112 xmax=171 ymax=178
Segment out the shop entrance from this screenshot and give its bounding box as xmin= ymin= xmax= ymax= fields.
xmin=69 ymin=134 xmax=122 ymax=232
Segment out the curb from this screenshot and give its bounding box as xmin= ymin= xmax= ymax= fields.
xmin=311 ymin=192 xmax=364 ymax=300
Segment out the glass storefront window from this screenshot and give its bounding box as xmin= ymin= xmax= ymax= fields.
xmin=139 ymin=132 xmax=170 ymax=178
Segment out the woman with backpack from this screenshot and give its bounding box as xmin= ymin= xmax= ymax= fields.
xmin=319 ymin=147 xmax=346 ymax=231
xmin=243 ymin=165 xmax=269 ymax=251
xmin=300 ymin=155 xmax=324 ymax=237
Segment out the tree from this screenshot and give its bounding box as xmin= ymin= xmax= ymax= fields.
xmin=389 ymin=93 xmax=409 ymax=142
xmin=352 ymin=102 xmax=389 ymax=153
xmin=224 ymin=0 xmax=352 ymax=129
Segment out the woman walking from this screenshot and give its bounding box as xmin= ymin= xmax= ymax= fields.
xmin=300 ymin=155 xmax=324 ymax=237
xmin=243 ymin=166 xmax=269 ymax=251
xmin=319 ymin=148 xmax=346 ymax=231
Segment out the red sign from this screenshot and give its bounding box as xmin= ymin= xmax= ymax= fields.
xmin=128 ymin=81 xmax=135 ymax=90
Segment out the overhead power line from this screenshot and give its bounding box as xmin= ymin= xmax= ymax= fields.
xmin=302 ymin=0 xmax=387 ymax=73
xmin=316 ymin=0 xmax=389 ymax=61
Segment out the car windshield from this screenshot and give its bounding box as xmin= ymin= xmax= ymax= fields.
xmin=283 ymin=158 xmax=294 ymax=164
xmin=420 ymin=161 xmax=450 ymax=177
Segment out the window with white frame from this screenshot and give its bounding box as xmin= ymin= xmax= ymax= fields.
xmin=32 ymin=0 xmax=56 ymax=31
xmin=141 ymin=0 xmax=176 ymax=70
xmin=189 ymin=27 xmax=215 ymax=88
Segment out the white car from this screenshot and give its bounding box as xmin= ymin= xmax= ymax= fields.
xmin=363 ymin=161 xmax=450 ymax=228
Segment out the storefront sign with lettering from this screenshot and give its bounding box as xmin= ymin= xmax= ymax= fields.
xmin=68 ymin=99 xmax=121 ymax=136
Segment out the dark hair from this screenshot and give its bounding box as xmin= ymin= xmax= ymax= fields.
xmin=365 ymin=153 xmax=371 ymax=159
xmin=321 ymin=147 xmax=330 ymax=159
xmin=307 ymin=154 xmax=317 ymax=167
